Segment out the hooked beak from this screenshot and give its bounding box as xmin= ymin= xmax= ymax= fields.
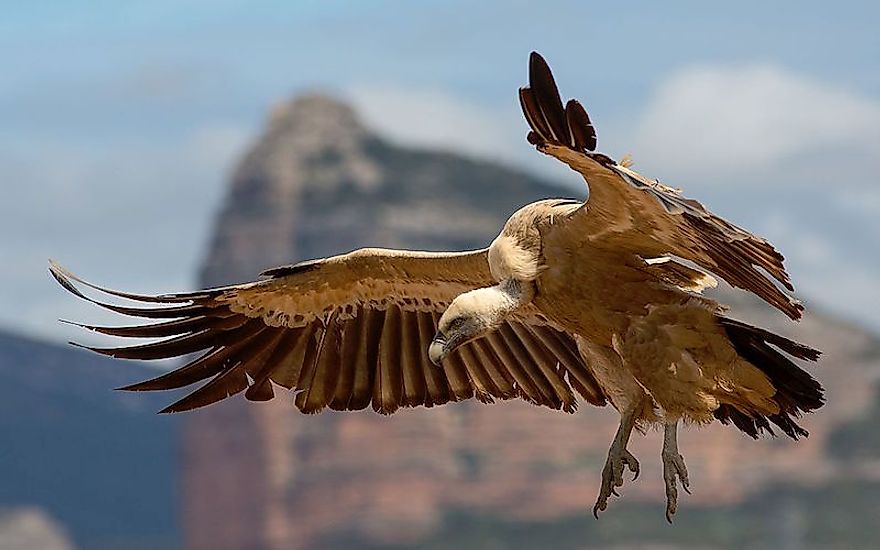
xmin=428 ymin=333 xmax=447 ymax=366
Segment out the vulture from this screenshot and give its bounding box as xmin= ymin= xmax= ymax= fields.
xmin=50 ymin=52 xmax=824 ymax=522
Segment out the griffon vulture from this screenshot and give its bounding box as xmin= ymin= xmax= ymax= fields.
xmin=50 ymin=52 xmax=824 ymax=521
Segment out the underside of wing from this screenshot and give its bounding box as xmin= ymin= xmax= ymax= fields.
xmin=50 ymin=253 xmax=605 ymax=415
xmin=519 ymin=52 xmax=803 ymax=320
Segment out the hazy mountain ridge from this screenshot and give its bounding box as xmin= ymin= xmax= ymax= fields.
xmin=0 ymin=330 xmax=180 ymax=549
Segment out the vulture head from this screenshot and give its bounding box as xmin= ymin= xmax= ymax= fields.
xmin=429 ymin=279 xmax=534 ymax=365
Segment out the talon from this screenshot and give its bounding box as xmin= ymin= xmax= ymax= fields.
xmin=662 ymin=421 xmax=690 ymax=522
xmin=623 ymin=452 xmax=640 ymax=480
xmin=663 ymin=453 xmax=688 ymax=521
xmin=593 ymin=410 xmax=641 ymax=518
xmin=678 ymin=456 xmax=691 ymax=493
xmin=593 ymin=443 xmax=640 ymax=517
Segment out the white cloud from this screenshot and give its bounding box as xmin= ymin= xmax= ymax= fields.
xmin=631 ymin=64 xmax=880 ymax=184
xmin=759 ymin=211 xmax=880 ymax=331
xmin=347 ymin=86 xmax=525 ymax=161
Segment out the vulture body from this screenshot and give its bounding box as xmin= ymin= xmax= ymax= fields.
xmin=51 ymin=52 xmax=823 ymax=521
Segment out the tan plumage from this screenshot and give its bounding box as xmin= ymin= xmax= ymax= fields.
xmin=51 ymin=52 xmax=824 ymax=521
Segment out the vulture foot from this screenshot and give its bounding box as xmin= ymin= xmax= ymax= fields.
xmin=593 ymin=409 xmax=640 ymax=518
xmin=662 ymin=420 xmax=690 ymax=523
xmin=593 ymin=443 xmax=640 ymax=517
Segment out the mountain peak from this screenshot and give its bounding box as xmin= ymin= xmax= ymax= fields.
xmin=229 ymin=92 xmax=382 ymax=203
xmin=266 ymin=93 xmax=367 ymax=140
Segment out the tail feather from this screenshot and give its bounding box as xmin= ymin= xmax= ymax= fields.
xmin=715 ymin=317 xmax=824 ymax=440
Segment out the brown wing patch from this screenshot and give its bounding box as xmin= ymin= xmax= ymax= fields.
xmin=417 ymin=311 xmax=452 ymax=407
xmin=329 ymin=307 xmax=364 ymax=410
xmin=399 ymin=310 xmax=428 ymax=407
xmin=296 ymin=314 xmax=343 ymax=414
xmin=374 ymin=306 xmax=405 ymax=414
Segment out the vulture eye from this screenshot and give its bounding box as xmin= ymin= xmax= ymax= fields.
xmin=445 ymin=316 xmax=467 ymax=333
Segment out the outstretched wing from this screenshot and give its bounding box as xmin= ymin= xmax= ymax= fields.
xmin=519 ymin=52 xmax=802 ymax=320
xmin=50 ymin=249 xmax=605 ymax=415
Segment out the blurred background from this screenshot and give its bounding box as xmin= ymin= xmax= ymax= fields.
xmin=1 ymin=1 xmax=878 ymax=548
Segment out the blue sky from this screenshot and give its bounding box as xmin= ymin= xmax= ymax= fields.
xmin=2 ymin=1 xmax=878 ymax=340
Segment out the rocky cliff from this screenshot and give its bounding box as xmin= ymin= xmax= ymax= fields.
xmin=185 ymin=95 xmax=880 ymax=549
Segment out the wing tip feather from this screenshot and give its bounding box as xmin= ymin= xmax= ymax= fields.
xmin=521 ymin=52 xmax=598 ymax=153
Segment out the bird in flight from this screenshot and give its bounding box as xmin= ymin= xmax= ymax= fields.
xmin=51 ymin=52 xmax=823 ymax=521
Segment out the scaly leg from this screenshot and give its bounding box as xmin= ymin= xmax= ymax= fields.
xmin=662 ymin=418 xmax=690 ymax=523
xmin=593 ymin=407 xmax=641 ymax=518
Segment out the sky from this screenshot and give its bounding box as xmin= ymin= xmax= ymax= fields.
xmin=2 ymin=0 xmax=878 ymax=342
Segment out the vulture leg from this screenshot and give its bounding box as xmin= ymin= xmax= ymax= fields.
xmin=662 ymin=418 xmax=691 ymax=523
xmin=592 ymin=407 xmax=640 ymax=518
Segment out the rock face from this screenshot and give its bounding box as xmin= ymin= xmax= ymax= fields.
xmin=186 ymin=95 xmax=880 ymax=549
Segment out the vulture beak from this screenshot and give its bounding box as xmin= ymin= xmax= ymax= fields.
xmin=428 ymin=333 xmax=447 ymax=366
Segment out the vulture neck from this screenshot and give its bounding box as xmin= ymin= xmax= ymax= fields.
xmin=488 ymin=234 xmax=542 ymax=281
xmin=489 ymin=278 xmax=534 ymax=315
